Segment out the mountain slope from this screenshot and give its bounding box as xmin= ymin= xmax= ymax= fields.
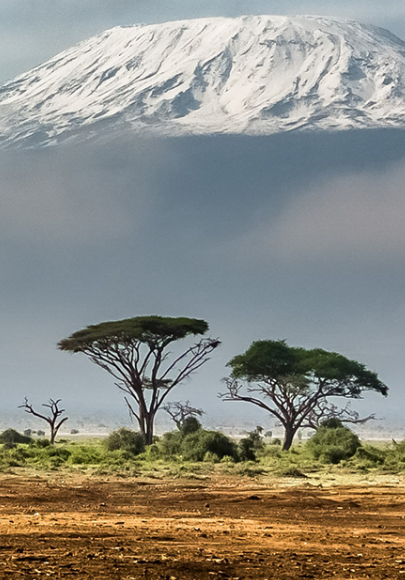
xmin=2 ymin=15 xmax=405 ymax=147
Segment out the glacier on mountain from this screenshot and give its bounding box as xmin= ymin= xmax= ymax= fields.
xmin=1 ymin=15 xmax=405 ymax=147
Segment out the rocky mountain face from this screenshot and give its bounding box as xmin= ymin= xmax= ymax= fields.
xmin=1 ymin=15 xmax=405 ymax=147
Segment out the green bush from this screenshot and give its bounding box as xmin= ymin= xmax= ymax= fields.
xmin=238 ymin=429 xmax=265 ymax=461
xmin=203 ymin=451 xmax=220 ymax=463
xmin=180 ymin=430 xmax=239 ymax=462
xmin=0 ymin=429 xmax=32 ymax=448
xmin=104 ymin=428 xmax=145 ymax=455
xmin=68 ymin=446 xmax=102 ymax=465
xmin=278 ymin=466 xmax=307 ymax=478
xmin=30 ymin=438 xmax=51 ymax=448
xmin=307 ymin=423 xmax=361 ymax=464
xmin=320 ymin=418 xmax=345 ymax=429
xmin=355 ymin=445 xmax=385 ymax=465
xmin=180 ymin=417 xmax=202 ymax=435
xmin=158 ymin=431 xmax=183 ymax=456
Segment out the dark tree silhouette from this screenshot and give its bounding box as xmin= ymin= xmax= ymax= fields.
xmin=221 ymin=340 xmax=388 ymax=450
xmin=163 ymin=400 xmax=205 ymax=430
xmin=19 ymin=398 xmax=68 ymax=444
xmin=58 ymin=316 xmax=220 ymax=444
xmin=304 ymin=401 xmax=376 ymax=430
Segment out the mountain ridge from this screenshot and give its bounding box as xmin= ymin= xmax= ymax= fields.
xmin=2 ymin=14 xmax=405 ymax=148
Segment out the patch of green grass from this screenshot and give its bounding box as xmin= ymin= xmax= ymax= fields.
xmin=0 ymin=429 xmax=405 ymax=479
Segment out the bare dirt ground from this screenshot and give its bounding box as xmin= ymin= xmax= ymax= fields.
xmin=0 ymin=472 xmax=405 ymax=579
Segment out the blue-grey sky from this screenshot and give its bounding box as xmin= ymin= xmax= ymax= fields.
xmin=1 ymin=1 xmax=405 ymax=83
xmin=1 ymin=2 xmax=405 ymax=432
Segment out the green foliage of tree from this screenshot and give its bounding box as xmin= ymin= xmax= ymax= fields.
xmin=307 ymin=422 xmax=361 ymax=464
xmin=58 ymin=316 xmax=220 ymax=444
xmin=221 ymin=339 xmax=387 ymax=451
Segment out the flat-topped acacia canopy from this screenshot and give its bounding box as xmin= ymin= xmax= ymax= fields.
xmin=58 ymin=316 xmax=210 ymax=352
xmin=223 ymin=339 xmax=388 ymax=450
xmin=229 ymin=340 xmax=388 ymax=397
xmin=58 ymin=315 xmax=219 ymax=444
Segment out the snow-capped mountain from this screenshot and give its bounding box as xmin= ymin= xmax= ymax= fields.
xmin=2 ymin=15 xmax=405 ymax=147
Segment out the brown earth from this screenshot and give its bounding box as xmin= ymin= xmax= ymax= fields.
xmin=0 ymin=472 xmax=405 ymax=579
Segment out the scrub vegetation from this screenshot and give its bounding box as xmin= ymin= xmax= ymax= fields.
xmin=0 ymin=420 xmax=404 ymax=476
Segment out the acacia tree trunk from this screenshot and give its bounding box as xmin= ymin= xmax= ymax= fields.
xmin=135 ymin=407 xmax=155 ymax=446
xmin=145 ymin=414 xmax=155 ymax=446
xmin=282 ymin=424 xmax=297 ymax=451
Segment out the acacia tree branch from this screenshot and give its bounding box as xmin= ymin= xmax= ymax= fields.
xmin=163 ymin=401 xmax=204 ymax=429
xmin=303 ymin=401 xmax=377 ymax=430
xmin=220 ymin=378 xmax=287 ymax=426
xmin=58 ymin=317 xmax=220 ymax=445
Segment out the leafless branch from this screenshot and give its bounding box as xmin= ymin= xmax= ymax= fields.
xmin=163 ymin=400 xmax=204 ymax=429
xmin=19 ymin=398 xmax=68 ymax=444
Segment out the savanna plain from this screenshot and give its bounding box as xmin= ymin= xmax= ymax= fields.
xmin=1 ymin=429 xmax=405 ymax=579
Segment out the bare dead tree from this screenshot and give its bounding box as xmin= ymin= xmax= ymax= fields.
xmin=19 ymin=398 xmax=68 ymax=444
xmin=163 ymin=400 xmax=204 ymax=430
xmin=303 ymin=401 xmax=376 ymax=430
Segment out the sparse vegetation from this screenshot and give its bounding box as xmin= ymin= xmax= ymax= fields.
xmin=0 ymin=424 xmax=402 ymax=477
xmin=307 ymin=419 xmax=361 ymax=464
xmin=104 ymin=428 xmax=145 ymax=455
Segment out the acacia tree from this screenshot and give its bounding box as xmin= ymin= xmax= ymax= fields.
xmin=163 ymin=400 xmax=205 ymax=430
xmin=220 ymin=340 xmax=388 ymax=451
xmin=58 ymin=316 xmax=220 ymax=445
xmin=19 ymin=398 xmax=68 ymax=444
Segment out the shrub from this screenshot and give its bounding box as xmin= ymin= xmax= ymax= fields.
xmin=31 ymin=438 xmax=51 ymax=448
xmin=321 ymin=418 xmax=345 ymax=429
xmin=0 ymin=429 xmax=32 ymax=448
xmin=307 ymin=423 xmax=361 ymax=464
xmin=203 ymin=451 xmax=220 ymax=463
xmin=181 ymin=417 xmax=202 ymax=435
xmin=104 ymin=428 xmax=145 ymax=456
xmin=278 ymin=466 xmax=307 ymax=478
xmin=158 ymin=430 xmax=183 ymax=457
xmin=68 ymin=446 xmax=102 ymax=465
xmin=159 ymin=427 xmax=238 ymax=462
xmin=180 ymin=430 xmax=239 ymax=462
xmin=144 ymin=444 xmax=160 ymax=461
xmin=239 ymin=429 xmax=265 ymax=461
xmin=355 ymin=445 xmax=385 ymax=464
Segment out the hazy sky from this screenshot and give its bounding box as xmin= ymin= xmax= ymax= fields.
xmin=1 ymin=1 xmax=405 ymax=83
xmin=1 ymin=2 xmax=405 ymax=432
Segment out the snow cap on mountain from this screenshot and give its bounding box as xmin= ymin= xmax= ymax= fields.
xmin=1 ymin=15 xmax=405 ymax=147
